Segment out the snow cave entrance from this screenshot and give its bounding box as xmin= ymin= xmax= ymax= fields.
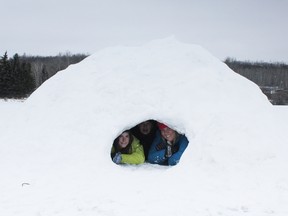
xmin=111 ymin=119 xmax=189 ymax=166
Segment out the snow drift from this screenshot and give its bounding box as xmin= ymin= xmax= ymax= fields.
xmin=1 ymin=38 xmax=288 ymax=216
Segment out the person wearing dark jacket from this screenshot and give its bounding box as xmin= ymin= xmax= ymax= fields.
xmin=148 ymin=123 xmax=188 ymax=166
xmin=131 ymin=120 xmax=157 ymax=160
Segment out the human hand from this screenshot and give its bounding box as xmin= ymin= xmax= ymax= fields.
xmin=113 ymin=152 xmax=122 ymax=164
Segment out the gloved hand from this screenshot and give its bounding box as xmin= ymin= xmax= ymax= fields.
xmin=112 ymin=152 xmax=122 ymax=164
xmin=156 ymin=142 xmax=166 ymax=151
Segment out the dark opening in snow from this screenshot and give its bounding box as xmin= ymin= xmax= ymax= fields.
xmin=111 ymin=120 xmax=189 ymax=166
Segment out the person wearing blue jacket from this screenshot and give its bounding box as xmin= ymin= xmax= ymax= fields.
xmin=148 ymin=122 xmax=189 ymax=166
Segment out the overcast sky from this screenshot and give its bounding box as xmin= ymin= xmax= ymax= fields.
xmin=1 ymin=0 xmax=287 ymax=63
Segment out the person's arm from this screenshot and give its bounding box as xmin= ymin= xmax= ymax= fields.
xmin=168 ymin=135 xmax=189 ymax=166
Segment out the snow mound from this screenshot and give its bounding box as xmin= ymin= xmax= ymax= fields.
xmin=1 ymin=38 xmax=288 ymax=216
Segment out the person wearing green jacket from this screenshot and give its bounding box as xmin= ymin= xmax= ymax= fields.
xmin=111 ymin=130 xmax=145 ymax=165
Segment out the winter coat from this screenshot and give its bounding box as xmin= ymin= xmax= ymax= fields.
xmin=111 ymin=136 xmax=145 ymax=165
xmin=130 ymin=122 xmax=157 ymax=160
xmin=148 ymin=131 xmax=188 ymax=166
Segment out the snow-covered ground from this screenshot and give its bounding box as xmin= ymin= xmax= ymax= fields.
xmin=1 ymin=38 xmax=288 ymax=216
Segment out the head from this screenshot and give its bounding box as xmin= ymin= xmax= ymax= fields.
xmin=138 ymin=120 xmax=153 ymax=135
xmin=114 ymin=130 xmax=134 ymax=151
xmin=158 ymin=122 xmax=177 ymax=143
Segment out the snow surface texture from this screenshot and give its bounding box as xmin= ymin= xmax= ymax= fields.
xmin=1 ymin=38 xmax=288 ymax=216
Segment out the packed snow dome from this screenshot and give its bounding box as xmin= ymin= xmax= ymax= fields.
xmin=1 ymin=38 xmax=288 ymax=216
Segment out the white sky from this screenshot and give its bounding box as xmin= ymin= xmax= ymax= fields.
xmin=1 ymin=0 xmax=288 ymax=62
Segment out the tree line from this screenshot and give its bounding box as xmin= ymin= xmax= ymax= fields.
xmin=225 ymin=58 xmax=288 ymax=88
xmin=21 ymin=52 xmax=88 ymax=88
xmin=1 ymin=52 xmax=288 ymax=104
xmin=224 ymin=58 xmax=288 ymax=105
xmin=0 ymin=52 xmax=36 ymax=98
xmin=0 ymin=52 xmax=87 ymax=99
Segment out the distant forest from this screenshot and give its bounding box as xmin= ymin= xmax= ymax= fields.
xmin=224 ymin=58 xmax=288 ymax=105
xmin=1 ymin=52 xmax=288 ymax=105
xmin=0 ymin=52 xmax=87 ymax=99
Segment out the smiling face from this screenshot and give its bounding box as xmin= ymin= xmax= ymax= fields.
xmin=118 ymin=132 xmax=130 ymax=149
xmin=160 ymin=127 xmax=176 ymax=143
xmin=139 ymin=121 xmax=153 ymax=135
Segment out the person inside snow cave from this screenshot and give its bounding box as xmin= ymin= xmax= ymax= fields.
xmin=111 ymin=130 xmax=145 ymax=165
xmin=147 ymin=122 xmax=189 ymax=166
xmin=130 ymin=120 xmax=158 ymax=160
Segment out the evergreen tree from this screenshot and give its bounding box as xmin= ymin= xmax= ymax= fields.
xmin=0 ymin=52 xmax=36 ymax=99
xmin=41 ymin=65 xmax=49 ymax=84
xmin=0 ymin=52 xmax=12 ymax=98
xmin=18 ymin=61 xmax=36 ymax=97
